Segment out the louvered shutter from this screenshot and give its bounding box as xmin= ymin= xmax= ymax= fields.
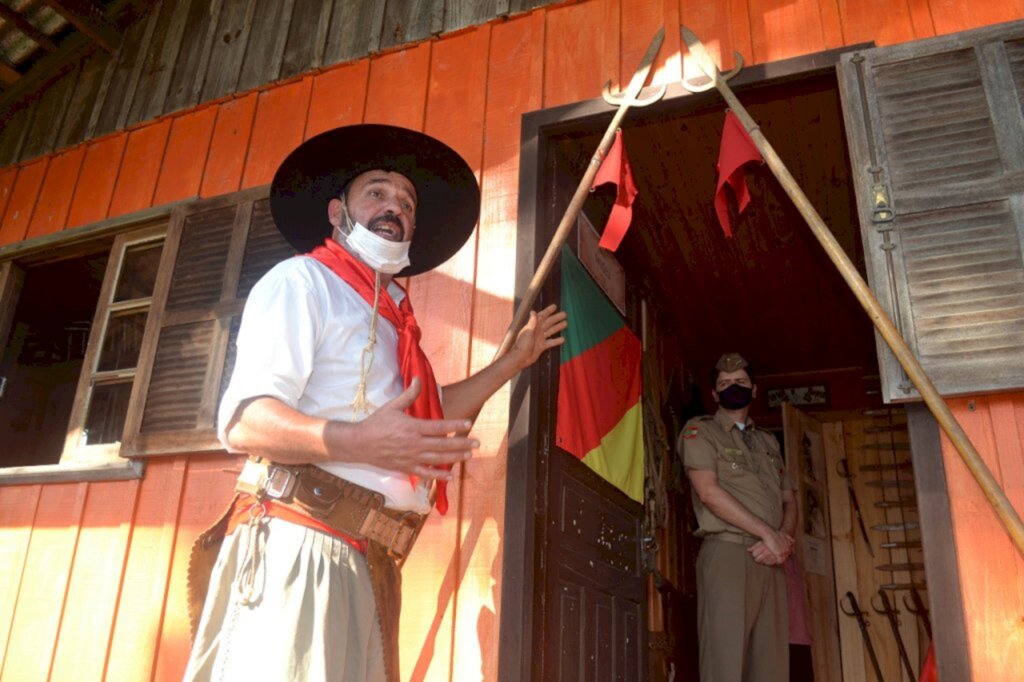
xmin=121 ymin=187 xmax=295 ymax=456
xmin=838 ymin=20 xmax=1024 ymax=402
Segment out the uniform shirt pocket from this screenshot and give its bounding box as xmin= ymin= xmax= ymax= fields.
xmin=717 ymin=447 xmax=750 ymax=478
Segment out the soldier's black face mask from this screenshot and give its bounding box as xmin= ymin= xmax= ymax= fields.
xmin=717 ymin=384 xmax=753 ymax=410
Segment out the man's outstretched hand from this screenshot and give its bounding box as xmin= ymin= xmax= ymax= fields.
xmin=331 ymin=377 xmax=478 ymax=481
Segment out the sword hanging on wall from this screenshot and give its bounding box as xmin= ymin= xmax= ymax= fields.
xmin=872 ymin=589 xmax=918 ymax=680
xmin=840 ymin=592 xmax=886 ymax=682
xmin=678 ymin=24 xmax=1024 ymax=558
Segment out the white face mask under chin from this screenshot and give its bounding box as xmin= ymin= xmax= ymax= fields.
xmin=343 ymin=221 xmax=412 ymax=274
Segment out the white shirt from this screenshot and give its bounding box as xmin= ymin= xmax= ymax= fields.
xmin=217 ymin=256 xmax=431 ymax=512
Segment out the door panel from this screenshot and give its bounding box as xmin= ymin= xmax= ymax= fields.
xmin=783 ymin=404 xmax=842 ymax=682
xmin=543 ymin=446 xmax=645 ymax=681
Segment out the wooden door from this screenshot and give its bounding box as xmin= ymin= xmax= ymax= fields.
xmin=540 ymin=441 xmax=647 ymax=681
xmin=782 ymin=404 xmax=843 ymax=682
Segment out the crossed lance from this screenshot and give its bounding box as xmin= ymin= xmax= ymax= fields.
xmin=495 ymin=25 xmax=1024 ymax=558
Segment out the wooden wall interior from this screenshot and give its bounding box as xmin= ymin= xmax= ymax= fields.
xmin=1 ymin=0 xmax=1023 ymax=680
xmin=823 ymin=412 xmax=929 ymax=682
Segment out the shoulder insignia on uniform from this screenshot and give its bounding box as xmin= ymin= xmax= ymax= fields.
xmin=683 ymin=426 xmax=699 ymax=440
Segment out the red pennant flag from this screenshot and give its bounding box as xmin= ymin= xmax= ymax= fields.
xmin=714 ymin=110 xmax=763 ymax=238
xmin=918 ymin=644 xmax=937 ymax=682
xmin=591 ymin=129 xmax=638 ymax=251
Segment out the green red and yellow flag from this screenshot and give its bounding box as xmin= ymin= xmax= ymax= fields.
xmin=556 ymin=247 xmax=644 ymax=502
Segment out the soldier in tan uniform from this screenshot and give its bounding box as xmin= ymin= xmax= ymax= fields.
xmin=678 ymin=353 xmax=798 ymax=682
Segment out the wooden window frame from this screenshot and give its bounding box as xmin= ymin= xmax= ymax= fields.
xmin=59 ymin=223 xmax=167 ymax=465
xmin=0 ymin=203 xmax=184 ymax=484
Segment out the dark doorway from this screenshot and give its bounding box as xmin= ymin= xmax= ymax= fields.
xmin=501 ymin=48 xmax=963 ymax=682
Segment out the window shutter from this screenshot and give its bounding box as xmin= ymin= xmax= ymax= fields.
xmin=838 ymin=20 xmax=1024 ymax=402
xmin=121 ymin=187 xmax=295 ymax=456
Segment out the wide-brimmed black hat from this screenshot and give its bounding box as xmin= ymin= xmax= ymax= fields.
xmin=270 ymin=124 xmax=480 ymax=276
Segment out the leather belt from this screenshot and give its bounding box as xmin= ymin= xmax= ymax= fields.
xmin=235 ymin=458 xmax=426 ymax=560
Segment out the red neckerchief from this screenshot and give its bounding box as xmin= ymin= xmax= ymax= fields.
xmin=307 ymin=238 xmax=449 ymax=514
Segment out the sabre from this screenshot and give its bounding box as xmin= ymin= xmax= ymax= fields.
xmin=494 ymin=28 xmax=667 ymax=359
xmin=904 ymin=587 xmax=932 ymax=640
xmin=872 ymin=589 xmax=917 ymax=680
xmin=836 ymin=458 xmax=874 ymax=557
xmin=679 ymin=24 xmax=1024 ymax=558
xmin=840 ymin=592 xmax=886 ymax=682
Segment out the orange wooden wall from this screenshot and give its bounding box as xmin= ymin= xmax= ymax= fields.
xmin=1 ymin=1 xmax=1023 ymax=680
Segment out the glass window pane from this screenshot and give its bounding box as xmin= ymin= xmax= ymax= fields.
xmin=97 ymin=310 xmax=148 ymax=371
xmin=83 ymin=382 xmax=132 ymax=445
xmin=113 ymin=242 xmax=162 ymax=302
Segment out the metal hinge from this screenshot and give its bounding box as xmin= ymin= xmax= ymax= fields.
xmin=870 ymin=182 xmax=894 ymax=224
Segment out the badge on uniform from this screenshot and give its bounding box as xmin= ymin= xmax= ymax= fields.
xmin=683 ymin=426 xmax=699 ymax=439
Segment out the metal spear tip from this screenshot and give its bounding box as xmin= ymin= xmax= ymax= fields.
xmin=601 ymin=26 xmax=667 ymax=108
xmin=679 ymin=24 xmax=744 ymax=92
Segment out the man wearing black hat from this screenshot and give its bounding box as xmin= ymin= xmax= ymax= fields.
xmin=678 ymin=353 xmax=797 ymax=682
xmin=183 ymin=125 xmax=566 ymax=681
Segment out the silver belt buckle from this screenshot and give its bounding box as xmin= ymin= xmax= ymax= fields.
xmin=264 ymin=466 xmax=297 ymax=500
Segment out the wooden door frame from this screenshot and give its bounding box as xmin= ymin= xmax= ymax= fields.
xmin=497 ymin=42 xmax=969 ymax=682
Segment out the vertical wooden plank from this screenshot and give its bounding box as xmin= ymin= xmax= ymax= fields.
xmin=237 ymin=0 xmax=297 ymax=92
xmin=0 ymin=483 xmax=87 ymax=682
xmin=747 ymin=0 xmax=828 ymax=63
xmin=906 ymin=403 xmax=969 ymax=681
xmin=0 ymin=168 xmax=18 ymax=223
xmin=151 ymin=455 xmax=240 ymax=681
xmin=364 ymin=43 xmax=432 ymax=129
xmin=280 ymin=0 xmax=336 ymax=79
xmin=927 ymin=0 xmax=1024 ymax=36
xmin=823 ymin=422 xmax=868 ymax=682
xmin=164 ymin=0 xmax=222 ymax=114
xmin=91 ymin=16 xmax=159 ymax=138
xmin=379 ymin=1 xmax=438 ymax=51
xmin=323 ymin=0 xmax=387 ymax=65
xmin=57 ymin=50 xmax=114 ymax=150
xmin=0 ymin=158 xmax=49 ymax=247
xmin=905 ymin=0 xmax=938 ymax=39
xmin=941 ymin=396 xmax=1024 ymax=682
xmin=404 ymin=25 xmax=490 ymax=682
xmin=105 ymin=457 xmax=188 ymax=682
xmin=835 ymin=0 xmax=918 ymax=47
xmin=126 ymin=0 xmax=193 ymax=126
xmin=199 ymin=93 xmax=258 ymax=198
xmin=20 ymin=64 xmax=81 ymax=161
xmin=240 ymin=77 xmax=314 ymax=189
xmin=446 ymin=0 xmax=502 ymax=32
xmin=200 ymin=0 xmax=258 ymax=102
xmin=153 ymin=108 xmax=218 ymax=206
xmin=543 ymin=0 xmax=620 ymax=108
xmin=108 ymin=120 xmax=173 ymax=218
xmin=49 ymin=480 xmax=141 ymax=682
xmin=783 ymin=404 xmax=843 ymax=682
xmin=474 ymin=11 xmax=545 ymax=681
xmin=25 ymin=147 xmax=86 ymax=240
xmin=678 ymin=0 xmax=752 ymax=74
xmin=305 ymin=60 xmax=371 ymax=138
xmin=65 ymin=134 xmax=128 ymax=229
xmin=0 ymin=485 xmax=42 ymax=675
xmin=621 ymin=0 xmax=682 ymax=89
xmin=0 ymin=98 xmax=37 ymax=168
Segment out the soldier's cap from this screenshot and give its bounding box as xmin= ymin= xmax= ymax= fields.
xmin=715 ymin=353 xmax=749 ymax=373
